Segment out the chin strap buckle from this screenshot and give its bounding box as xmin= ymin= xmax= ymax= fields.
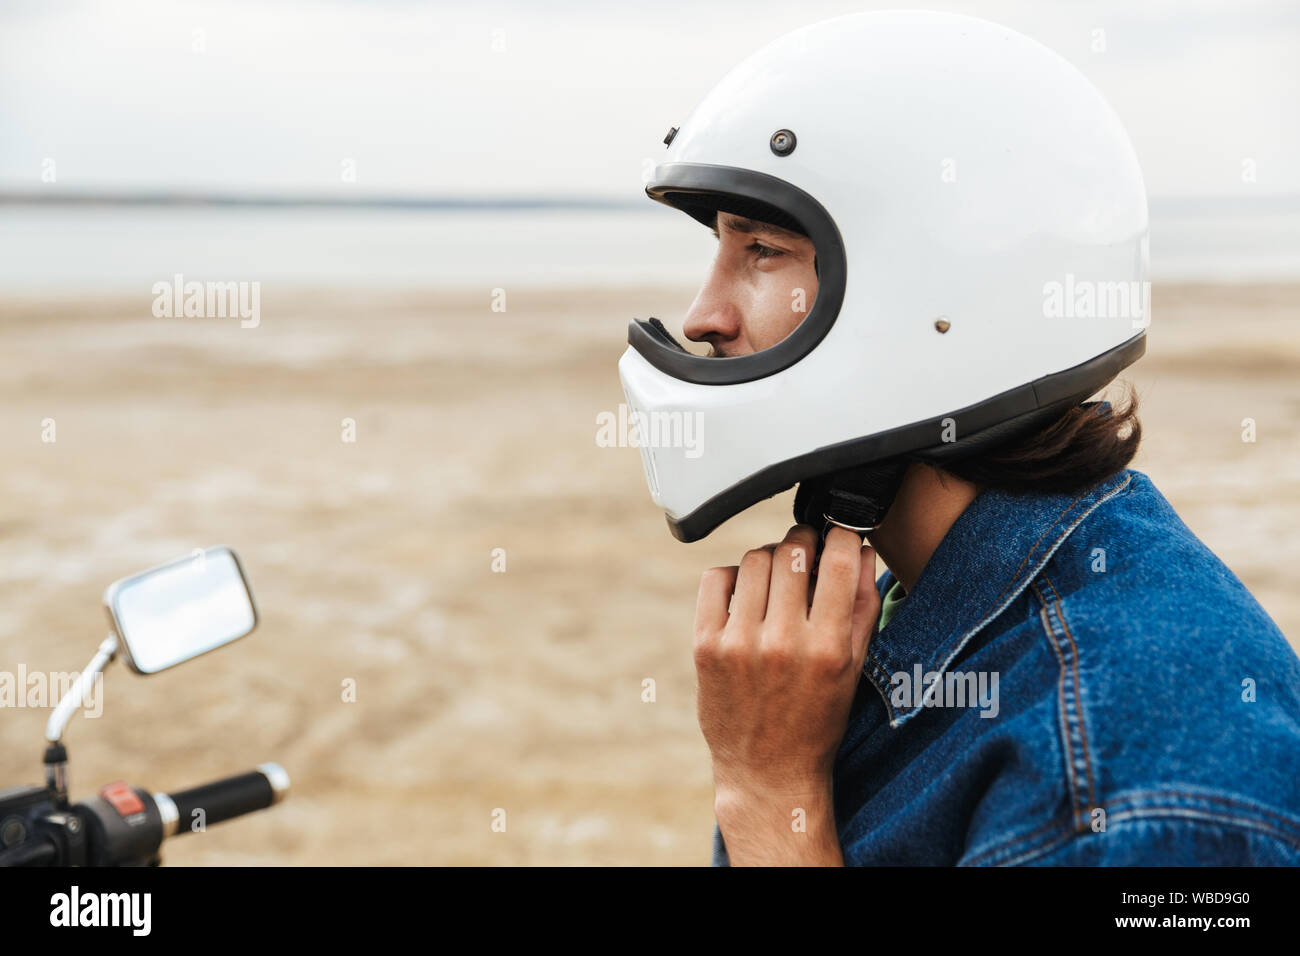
xmin=795 ymin=457 xmax=911 ymax=547
xmin=821 ymin=512 xmax=877 ymax=541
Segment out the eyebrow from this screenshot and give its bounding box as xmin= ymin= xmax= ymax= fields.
xmin=711 ymin=212 xmax=804 ymax=242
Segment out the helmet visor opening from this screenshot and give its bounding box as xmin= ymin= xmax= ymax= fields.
xmin=630 ymin=163 xmax=846 ymax=386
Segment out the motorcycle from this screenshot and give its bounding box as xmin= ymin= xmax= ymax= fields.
xmin=0 ymin=546 xmax=289 ymax=866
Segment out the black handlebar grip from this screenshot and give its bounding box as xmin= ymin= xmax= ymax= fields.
xmin=164 ymin=764 xmax=289 ymax=836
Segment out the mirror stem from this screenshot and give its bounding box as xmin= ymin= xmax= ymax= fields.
xmin=45 ymin=632 xmax=118 ymax=746
xmin=43 ymin=633 xmax=118 ymax=806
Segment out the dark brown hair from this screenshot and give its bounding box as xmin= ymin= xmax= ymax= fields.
xmin=941 ymin=382 xmax=1142 ymax=495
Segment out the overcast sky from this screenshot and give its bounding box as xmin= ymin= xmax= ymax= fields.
xmin=1 ymin=0 xmax=1296 ymax=199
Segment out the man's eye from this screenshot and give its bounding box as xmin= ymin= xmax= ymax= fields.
xmin=748 ymin=242 xmax=784 ymax=260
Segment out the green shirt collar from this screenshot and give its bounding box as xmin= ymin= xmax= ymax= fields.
xmin=878 ymin=579 xmax=907 ymax=632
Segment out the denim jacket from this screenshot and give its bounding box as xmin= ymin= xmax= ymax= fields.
xmin=711 ymin=469 xmax=1300 ymax=865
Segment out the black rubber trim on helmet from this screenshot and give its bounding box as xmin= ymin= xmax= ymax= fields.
xmin=663 ymin=331 xmax=1147 ymax=542
xmin=630 ymin=162 xmax=847 ymax=386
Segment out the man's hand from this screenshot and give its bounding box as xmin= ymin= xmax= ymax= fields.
xmin=694 ymin=523 xmax=880 ymax=865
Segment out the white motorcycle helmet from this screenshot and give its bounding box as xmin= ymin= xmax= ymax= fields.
xmin=619 ymin=9 xmax=1149 ymax=543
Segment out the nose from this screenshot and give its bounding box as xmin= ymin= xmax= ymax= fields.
xmin=682 ymin=260 xmax=744 ymax=356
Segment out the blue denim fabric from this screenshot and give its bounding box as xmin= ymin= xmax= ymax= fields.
xmin=711 ymin=469 xmax=1300 ymax=865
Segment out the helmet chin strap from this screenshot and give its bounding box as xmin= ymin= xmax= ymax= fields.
xmin=792 ymin=456 xmax=912 ymax=544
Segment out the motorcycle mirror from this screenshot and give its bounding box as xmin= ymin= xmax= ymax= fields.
xmin=103 ymin=546 xmax=258 ymax=675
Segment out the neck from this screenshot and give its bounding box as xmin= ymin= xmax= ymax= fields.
xmin=866 ymin=463 xmax=981 ymax=594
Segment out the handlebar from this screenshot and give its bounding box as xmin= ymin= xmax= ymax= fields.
xmin=0 ymin=763 xmax=290 ymax=866
xmin=162 ymin=763 xmax=290 ymax=836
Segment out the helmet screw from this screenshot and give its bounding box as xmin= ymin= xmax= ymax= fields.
xmin=770 ymin=129 xmax=797 ymax=156
xmin=663 ymin=126 xmax=679 ymax=147
xmin=934 ymin=317 xmax=952 ymax=333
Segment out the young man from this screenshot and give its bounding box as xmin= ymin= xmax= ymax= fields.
xmin=618 ymin=12 xmax=1300 ymax=865
xmin=690 ymin=210 xmax=1300 ymax=867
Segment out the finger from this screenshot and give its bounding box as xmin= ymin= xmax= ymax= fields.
xmin=768 ymin=524 xmax=819 ymax=619
xmin=694 ymin=566 xmax=737 ymax=643
xmin=731 ymin=548 xmax=773 ymax=625
xmin=809 ymin=526 xmax=863 ymax=637
xmin=849 ymin=545 xmax=881 ymax=667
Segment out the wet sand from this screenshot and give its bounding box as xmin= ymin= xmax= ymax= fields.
xmin=0 ymin=282 xmax=1296 ymax=864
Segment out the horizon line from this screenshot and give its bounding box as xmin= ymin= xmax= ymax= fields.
xmin=0 ymin=189 xmax=1297 ymax=212
xmin=0 ymin=189 xmax=649 ymax=211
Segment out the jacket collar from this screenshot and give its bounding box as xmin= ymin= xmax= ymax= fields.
xmin=864 ymin=469 xmax=1134 ymax=727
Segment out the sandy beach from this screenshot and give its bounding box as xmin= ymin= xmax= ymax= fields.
xmin=0 ymin=281 xmax=1296 ymax=865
